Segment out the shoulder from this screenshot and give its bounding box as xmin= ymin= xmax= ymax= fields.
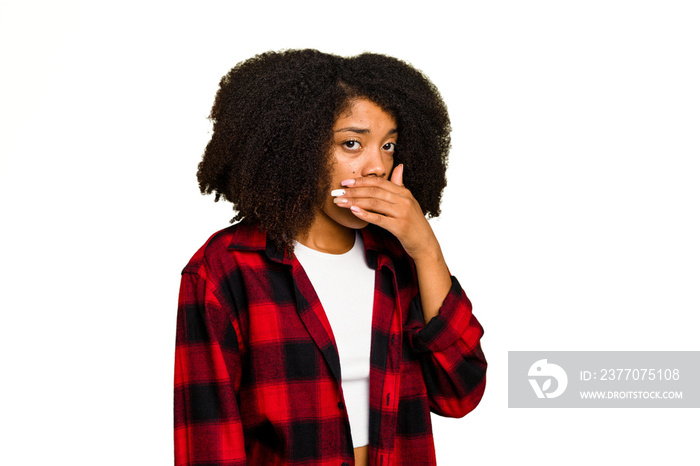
xmin=182 ymin=221 xmax=267 ymax=276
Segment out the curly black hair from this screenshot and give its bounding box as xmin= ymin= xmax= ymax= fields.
xmin=197 ymin=49 xmax=451 ymax=250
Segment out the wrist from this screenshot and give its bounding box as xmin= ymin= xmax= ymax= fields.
xmin=411 ymin=240 xmax=444 ymax=265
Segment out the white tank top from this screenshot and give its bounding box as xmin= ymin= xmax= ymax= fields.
xmin=294 ymin=231 xmax=375 ymax=448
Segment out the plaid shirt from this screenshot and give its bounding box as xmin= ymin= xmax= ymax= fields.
xmin=174 ymin=221 xmax=486 ymax=465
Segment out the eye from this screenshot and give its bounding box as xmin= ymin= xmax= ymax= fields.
xmin=383 ymin=142 xmax=396 ymax=152
xmin=342 ymin=140 xmax=361 ymax=150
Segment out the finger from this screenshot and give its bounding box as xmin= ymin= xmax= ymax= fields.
xmin=334 ymin=196 xmax=401 ymax=217
xmin=390 ymin=164 xmax=404 ymax=187
xmin=333 ymin=186 xmax=398 ymax=203
xmin=349 ymin=205 xmax=398 ymax=232
xmin=340 ymin=175 xmax=405 ymax=194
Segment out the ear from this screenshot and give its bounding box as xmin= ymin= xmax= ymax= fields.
xmin=390 ymin=164 xmax=404 ymax=186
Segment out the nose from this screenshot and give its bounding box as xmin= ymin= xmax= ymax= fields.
xmin=361 ymin=146 xmax=388 ymax=178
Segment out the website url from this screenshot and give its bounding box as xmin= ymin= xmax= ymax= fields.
xmin=580 ymin=390 xmax=682 ymax=400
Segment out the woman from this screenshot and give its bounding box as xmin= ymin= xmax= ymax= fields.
xmin=174 ymin=49 xmax=486 ymax=466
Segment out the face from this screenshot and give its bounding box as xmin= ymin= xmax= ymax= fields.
xmin=320 ymin=98 xmax=398 ymax=230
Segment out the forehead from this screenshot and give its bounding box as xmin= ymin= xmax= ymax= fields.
xmin=334 ymin=98 xmax=396 ymax=129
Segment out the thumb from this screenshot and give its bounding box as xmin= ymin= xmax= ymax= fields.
xmin=390 ymin=164 xmax=404 ymax=186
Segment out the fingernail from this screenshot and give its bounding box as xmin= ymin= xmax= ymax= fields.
xmin=340 ymin=179 xmax=356 ymax=187
xmin=350 ymin=206 xmax=361 ymax=213
xmin=333 ymin=197 xmax=348 ymax=205
xmin=331 ymin=189 xmax=346 ymax=196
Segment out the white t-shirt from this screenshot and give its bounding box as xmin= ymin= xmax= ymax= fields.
xmin=294 ymin=231 xmax=375 ymax=448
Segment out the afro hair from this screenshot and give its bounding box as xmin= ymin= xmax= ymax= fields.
xmin=197 ymin=49 xmax=451 ymax=251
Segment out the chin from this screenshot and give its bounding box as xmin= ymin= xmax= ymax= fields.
xmin=336 ymin=213 xmax=368 ymax=230
xmin=332 ymin=208 xmax=369 ymax=230
xmin=345 ymin=219 xmax=369 ymax=230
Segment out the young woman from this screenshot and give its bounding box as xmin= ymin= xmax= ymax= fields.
xmin=174 ymin=49 xmax=486 ymax=466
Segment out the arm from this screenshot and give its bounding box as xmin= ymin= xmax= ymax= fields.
xmin=174 ymin=269 xmax=247 ymax=466
xmin=406 ymin=277 xmax=487 ymax=417
xmin=411 ymin=232 xmax=452 ymax=324
xmin=336 ymin=164 xmax=454 ymax=323
xmin=335 ymin=165 xmax=486 ymax=415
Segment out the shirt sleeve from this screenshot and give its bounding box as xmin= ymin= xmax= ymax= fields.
xmin=174 ymin=269 xmax=248 ymax=466
xmin=405 ymin=276 xmax=487 ymax=418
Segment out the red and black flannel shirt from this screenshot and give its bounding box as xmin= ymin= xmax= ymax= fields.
xmin=174 ymin=221 xmax=486 ymax=465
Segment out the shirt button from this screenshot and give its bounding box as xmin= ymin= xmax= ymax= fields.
xmin=342 ymin=462 xmax=350 ymax=466
xmin=337 ymin=401 xmax=345 ymax=410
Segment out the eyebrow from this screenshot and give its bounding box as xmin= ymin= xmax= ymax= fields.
xmin=334 ymin=127 xmax=398 ymax=135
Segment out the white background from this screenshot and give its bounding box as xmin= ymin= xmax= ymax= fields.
xmin=1 ymin=1 xmax=698 ymax=464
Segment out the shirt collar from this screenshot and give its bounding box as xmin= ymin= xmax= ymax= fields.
xmin=360 ymin=225 xmax=404 ymax=270
xmin=227 ymin=221 xmax=405 ymax=267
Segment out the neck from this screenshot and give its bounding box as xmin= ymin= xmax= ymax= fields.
xmin=296 ymin=211 xmax=356 ymax=254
